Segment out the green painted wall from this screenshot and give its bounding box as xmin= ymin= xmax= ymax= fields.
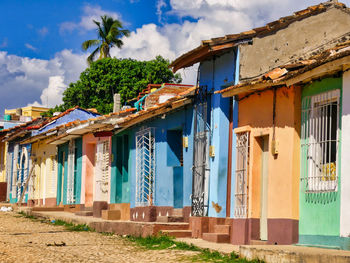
xmin=299 ymin=77 xmax=342 ymax=238
xmin=110 ymin=132 xmax=130 ymax=204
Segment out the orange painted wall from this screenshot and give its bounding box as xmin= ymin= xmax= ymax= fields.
xmin=81 ymin=134 xmax=111 ymax=206
xmin=237 ymin=86 xmax=301 ymax=220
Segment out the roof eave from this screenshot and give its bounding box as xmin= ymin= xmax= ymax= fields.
xmin=219 ymin=54 xmax=350 ymax=98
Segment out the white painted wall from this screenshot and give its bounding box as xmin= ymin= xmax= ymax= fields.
xmin=340 ymin=70 xmax=350 ymax=237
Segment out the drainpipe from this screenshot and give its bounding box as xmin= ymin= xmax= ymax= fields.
xmin=226 ymin=97 xmax=233 ymax=218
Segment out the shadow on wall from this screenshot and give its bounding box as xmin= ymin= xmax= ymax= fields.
xmin=305 ymin=192 xmax=338 ymax=204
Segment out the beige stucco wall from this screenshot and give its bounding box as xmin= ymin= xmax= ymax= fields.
xmin=239 ymin=7 xmax=350 ymax=81
xmin=31 ymin=139 xmax=57 ymax=203
xmin=0 ymin=142 xmax=7 ymax=182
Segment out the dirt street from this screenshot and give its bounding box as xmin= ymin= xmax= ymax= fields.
xmin=0 ymin=212 xmax=195 ymax=263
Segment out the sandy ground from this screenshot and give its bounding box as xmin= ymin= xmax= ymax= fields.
xmin=0 ymin=212 xmax=196 ymax=263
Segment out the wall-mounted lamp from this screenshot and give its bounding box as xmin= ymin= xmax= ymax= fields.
xmin=183 ymin=137 xmax=188 ymax=148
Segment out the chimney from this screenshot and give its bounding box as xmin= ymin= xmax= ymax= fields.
xmin=113 ymin=93 xmax=121 ymax=113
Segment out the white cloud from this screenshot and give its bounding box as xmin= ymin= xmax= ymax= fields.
xmin=25 ymin=43 xmax=37 ymax=51
xmin=110 ymin=24 xmax=175 ymax=61
xmin=0 ymin=50 xmax=87 ymax=112
xmin=59 ymin=4 xmax=121 ymax=34
xmin=29 ymin=76 xmax=67 ymax=108
xmin=156 ymin=0 xmax=167 ymax=23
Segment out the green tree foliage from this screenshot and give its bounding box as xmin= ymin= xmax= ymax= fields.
xmin=46 ymin=56 xmax=181 ymax=115
xmin=82 ymin=15 xmax=130 ymax=65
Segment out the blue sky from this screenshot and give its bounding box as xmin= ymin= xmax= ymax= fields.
xmin=0 ymin=0 xmax=347 ymax=114
xmin=0 ymin=0 xmax=165 ymax=59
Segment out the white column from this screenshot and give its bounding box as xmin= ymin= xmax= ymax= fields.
xmin=340 ymin=70 xmax=350 ymax=237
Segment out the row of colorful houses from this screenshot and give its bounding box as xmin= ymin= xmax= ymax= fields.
xmin=1 ymin=0 xmax=350 ymax=250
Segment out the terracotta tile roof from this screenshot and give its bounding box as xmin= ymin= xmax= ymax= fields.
xmin=115 ymin=86 xmax=196 ymax=130
xmin=0 ymin=117 xmax=47 ymax=133
xmin=144 ymin=83 xmax=194 ymax=109
xmin=1 ymin=117 xmax=48 ymax=142
xmin=217 ymin=40 xmax=350 ymax=96
xmin=170 ymin=1 xmax=349 ymax=72
xmin=24 ymin=107 xmax=137 ymax=144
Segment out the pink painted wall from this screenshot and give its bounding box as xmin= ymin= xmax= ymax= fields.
xmin=81 ymin=133 xmax=111 ymax=207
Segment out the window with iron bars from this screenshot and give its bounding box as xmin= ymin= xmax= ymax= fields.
xmin=135 ymin=127 xmax=155 ymax=207
xmin=234 ymin=131 xmax=249 ymax=218
xmin=301 ymin=89 xmax=340 ymax=193
xmin=67 ymin=140 xmax=76 ymax=204
xmin=95 ymin=140 xmax=110 ymax=195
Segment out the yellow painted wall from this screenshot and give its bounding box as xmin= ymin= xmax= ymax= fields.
xmin=237 ymin=86 xmax=301 ymax=220
xmin=0 ymin=142 xmax=6 ymax=182
xmin=31 ymin=139 xmax=57 ymax=202
xmin=5 ymin=106 xmax=48 ymax=119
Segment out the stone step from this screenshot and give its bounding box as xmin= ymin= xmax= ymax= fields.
xmin=75 ymin=211 xmax=93 ymax=217
xmin=32 ymin=207 xmax=64 ymax=212
xmin=101 ymin=210 xmax=121 ymax=220
xmin=81 ymin=206 xmax=93 ymax=212
xmin=202 ymin=233 xmax=230 ymax=243
xmin=172 ymin=208 xmax=183 ymax=217
xmin=161 ymin=230 xmax=192 ymax=238
xmin=250 ymin=240 xmax=268 ymax=245
xmin=154 ymin=223 xmax=189 ymax=231
xmin=157 ymin=216 xmax=184 ymax=223
xmin=213 ymin=224 xmax=230 ymax=234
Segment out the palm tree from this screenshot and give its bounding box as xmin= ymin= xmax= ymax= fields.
xmin=82 ymin=15 xmax=130 ymax=65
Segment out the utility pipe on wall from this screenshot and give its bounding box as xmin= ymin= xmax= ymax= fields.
xmin=226 ymin=97 xmax=234 ymax=218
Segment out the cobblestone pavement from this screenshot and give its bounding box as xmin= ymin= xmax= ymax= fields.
xmin=0 ymin=212 xmax=196 ymax=263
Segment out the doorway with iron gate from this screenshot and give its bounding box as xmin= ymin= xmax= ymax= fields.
xmin=191 ymin=86 xmax=211 ymax=217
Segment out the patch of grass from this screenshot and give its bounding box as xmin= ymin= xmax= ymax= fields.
xmin=17 ymin=213 xmax=93 ymax=232
xmin=50 ymin=219 xmax=92 ymax=232
xmin=127 ymin=235 xmax=182 ymax=250
xmin=125 ymin=235 xmax=264 ymax=263
xmin=192 ymin=249 xmax=263 ymax=263
xmin=17 ymin=211 xmax=37 ymax=221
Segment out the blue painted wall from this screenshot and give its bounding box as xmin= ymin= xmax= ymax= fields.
xmin=129 ymin=105 xmax=194 ymax=208
xmin=35 ymin=108 xmax=99 ymax=135
xmin=198 ymin=49 xmax=238 ymax=218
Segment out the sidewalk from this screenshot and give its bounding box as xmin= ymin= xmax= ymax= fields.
xmin=17 ymin=208 xmax=350 ymax=263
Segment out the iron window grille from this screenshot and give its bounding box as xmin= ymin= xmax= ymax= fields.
xmin=5 ymin=152 xmax=12 ymax=200
xmin=67 ymin=140 xmax=76 ymax=204
xmin=301 ymin=89 xmax=340 ymax=193
xmin=234 ymin=131 xmax=250 ymax=218
xmin=135 ymin=127 xmax=156 ymax=207
xmin=49 ymin=155 xmax=57 ymax=194
xmin=95 ymin=140 xmax=110 ymax=196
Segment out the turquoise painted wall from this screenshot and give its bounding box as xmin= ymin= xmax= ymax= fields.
xmin=57 ymin=138 xmax=82 ymax=205
xmin=75 ymin=137 xmax=83 ymax=204
xmin=57 ymin=142 xmax=68 ymax=205
xmin=110 ymin=132 xmax=130 ymax=204
xmin=299 ymin=77 xmax=342 ymax=246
